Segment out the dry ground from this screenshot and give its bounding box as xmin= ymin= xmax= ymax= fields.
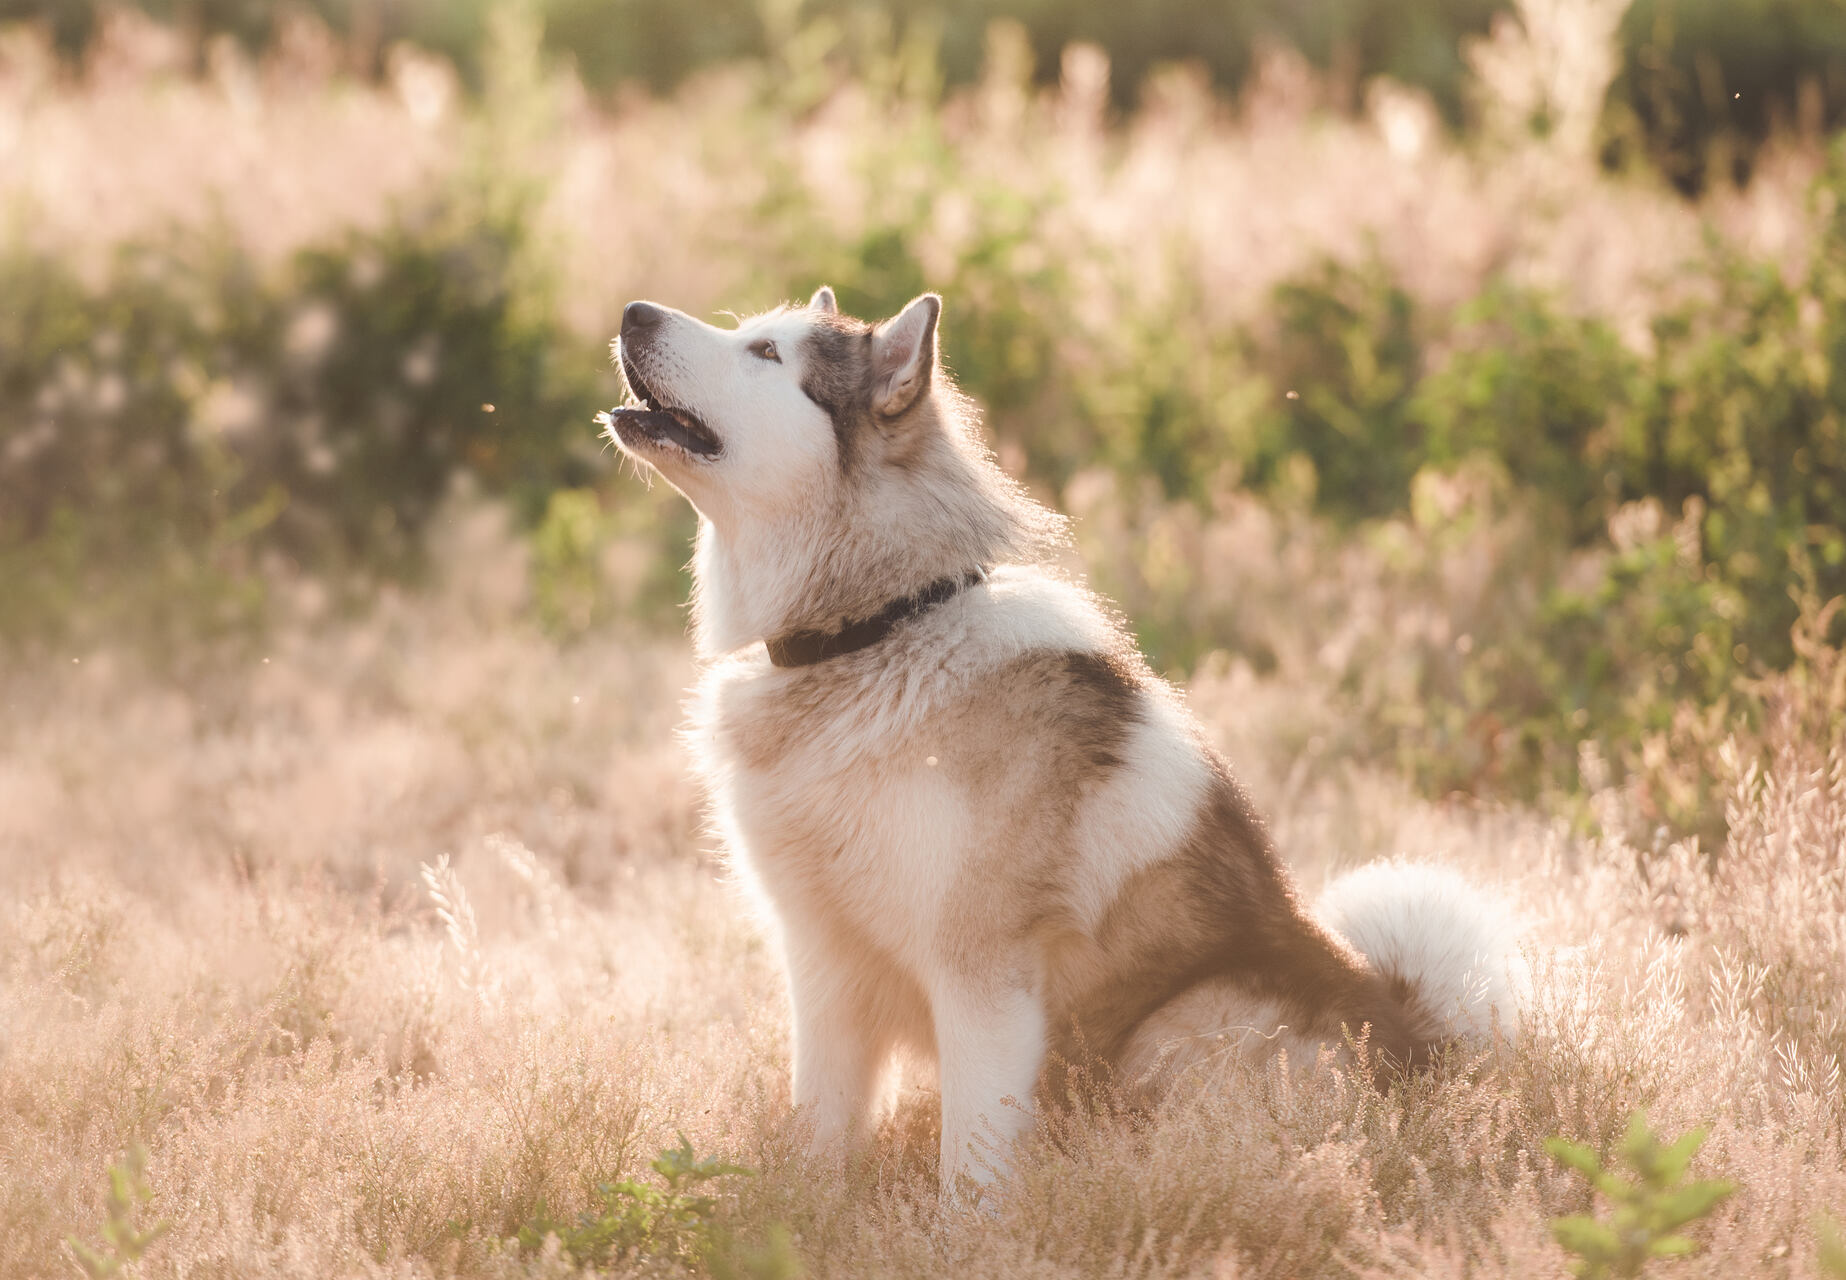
xmin=3 ymin=511 xmax=1844 ymax=1279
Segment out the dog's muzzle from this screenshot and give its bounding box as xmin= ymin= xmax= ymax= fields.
xmin=602 ymin=305 xmax=722 ymax=459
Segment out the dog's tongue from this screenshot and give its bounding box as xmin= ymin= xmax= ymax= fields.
xmin=597 ymin=406 xmax=722 ymax=457
xmin=598 ymin=405 xmax=672 ymax=436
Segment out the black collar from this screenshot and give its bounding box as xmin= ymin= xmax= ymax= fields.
xmin=765 ymin=568 xmax=989 ymax=668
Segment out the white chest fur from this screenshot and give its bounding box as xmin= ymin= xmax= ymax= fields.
xmin=685 ymin=567 xmax=1117 ymax=967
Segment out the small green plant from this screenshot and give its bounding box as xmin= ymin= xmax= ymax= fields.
xmin=1819 ymin=1214 xmax=1846 ymax=1278
xmin=66 ymin=1146 xmax=170 ymax=1279
xmin=711 ymin=1222 xmax=804 ymax=1280
xmin=516 ymin=1133 xmax=751 ymax=1269
xmin=531 ymin=487 xmax=615 ymax=638
xmin=1545 ymin=1113 xmax=1737 ymax=1279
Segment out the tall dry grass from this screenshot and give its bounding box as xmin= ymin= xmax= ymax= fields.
xmin=3 ymin=507 xmax=1844 ymax=1278
xmin=5 ymin=1 xmax=1846 ymax=1275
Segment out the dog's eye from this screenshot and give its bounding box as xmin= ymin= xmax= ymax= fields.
xmin=749 ymin=339 xmax=780 ymax=363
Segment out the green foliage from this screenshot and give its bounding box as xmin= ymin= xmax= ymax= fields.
xmin=1100 ymin=153 xmax=1846 ymax=811
xmin=711 ymin=1223 xmax=805 ymax=1280
xmin=65 ymin=1146 xmax=170 ymax=1279
xmin=1261 ymin=258 xmax=1423 ymax=520
xmin=281 ymin=212 xmax=606 ymax=549
xmin=531 ymin=488 xmax=616 ymax=639
xmin=530 ymin=484 xmax=698 ymax=640
xmin=1545 ymin=1113 xmax=1736 ymax=1279
xmin=1614 ymin=0 xmax=1846 ymax=190
xmin=0 ymin=205 xmax=614 ymax=647
xmin=1413 ymin=283 xmax=1636 ymax=540
xmin=1820 ymin=1214 xmax=1846 ymax=1278
xmin=514 ymin=1133 xmax=752 ymax=1270
xmin=1077 ymin=297 xmax=1266 ymax=506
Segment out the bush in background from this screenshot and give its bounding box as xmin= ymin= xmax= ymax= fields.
xmin=0 ymin=206 xmax=617 ymax=647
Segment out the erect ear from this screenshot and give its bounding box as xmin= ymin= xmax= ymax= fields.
xmin=809 ymin=285 xmax=838 ymax=314
xmin=870 ymin=293 xmax=941 ymax=418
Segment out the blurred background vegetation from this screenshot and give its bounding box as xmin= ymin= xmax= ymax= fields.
xmin=8 ymin=0 xmax=1846 ymax=188
xmin=2 ymin=0 xmax=1843 ymax=835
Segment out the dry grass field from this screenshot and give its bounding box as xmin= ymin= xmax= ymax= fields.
xmin=5 ymin=3 xmax=1846 ymax=1276
xmin=4 ymin=516 xmax=1845 ymax=1278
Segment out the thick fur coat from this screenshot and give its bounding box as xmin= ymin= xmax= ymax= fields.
xmin=603 ymin=287 xmax=1518 ymax=1196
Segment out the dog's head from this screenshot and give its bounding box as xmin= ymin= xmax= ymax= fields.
xmin=603 ymin=286 xmax=1060 ymax=651
xmin=603 ymin=286 xmax=942 ymax=522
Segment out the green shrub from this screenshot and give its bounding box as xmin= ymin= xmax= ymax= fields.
xmin=1630 ymin=248 xmax=1846 ymax=675
xmin=0 ymin=241 xmax=285 ymax=645
xmin=1546 ymin=1113 xmax=1736 ymax=1279
xmin=66 ymin=1146 xmax=169 ymax=1280
xmin=1821 ymin=1215 xmax=1846 ymax=1278
xmin=514 ymin=1134 xmax=751 ymax=1270
xmin=279 ymin=212 xmax=609 ymax=552
xmin=1079 ymin=295 xmax=1267 ymax=505
xmin=1258 ymin=257 xmax=1424 ymax=520
xmin=529 ymin=485 xmax=697 ymax=639
xmin=1412 ymin=283 xmax=1637 ymax=541
xmin=531 ymin=488 xmax=616 ymax=639
xmin=0 ymin=206 xmax=615 ymax=646
xmin=1615 ymin=0 xmax=1846 ymax=190
xmin=1201 ymin=156 xmax=1846 ymax=811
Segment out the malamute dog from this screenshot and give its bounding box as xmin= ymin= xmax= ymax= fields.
xmin=602 ymin=288 xmax=1517 ymax=1197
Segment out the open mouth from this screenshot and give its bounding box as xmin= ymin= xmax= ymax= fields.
xmin=600 ymin=351 xmax=723 ymax=459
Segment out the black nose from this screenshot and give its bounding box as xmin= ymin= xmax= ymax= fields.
xmin=622 ymin=301 xmax=666 ymax=334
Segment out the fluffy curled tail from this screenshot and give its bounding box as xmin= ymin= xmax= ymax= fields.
xmin=1317 ymin=861 xmax=1524 ymax=1044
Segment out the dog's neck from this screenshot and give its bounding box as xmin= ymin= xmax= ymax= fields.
xmin=689 ymin=449 xmax=1055 ymax=660
xmin=690 ymin=507 xmax=980 ymax=659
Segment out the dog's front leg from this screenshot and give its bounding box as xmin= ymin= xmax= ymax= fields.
xmin=931 ymin=979 xmax=1046 ymax=1200
xmin=787 ymin=942 xmax=885 ymax=1155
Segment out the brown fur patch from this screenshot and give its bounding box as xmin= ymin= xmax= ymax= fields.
xmin=722 ymin=615 xmax=1143 ymax=779
xmin=1054 ymin=756 xmax=1440 ymax=1092
xmin=930 ymin=646 xmax=1146 ymax=980
xmin=1031 ymin=649 xmax=1144 ymax=778
xmin=720 ymin=638 xmax=1148 ymax=982
xmin=798 ymin=316 xmax=875 ymax=469
xmin=798 ymin=314 xmax=946 ymax=475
